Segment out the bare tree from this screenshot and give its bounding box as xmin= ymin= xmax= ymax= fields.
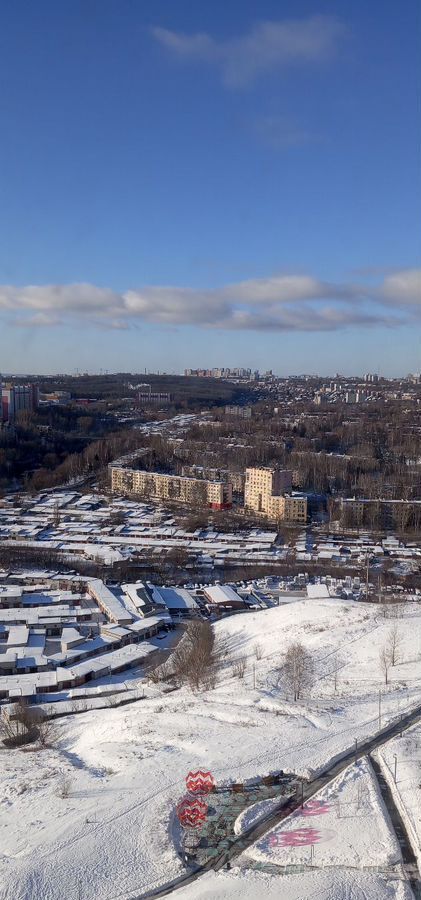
xmin=282 ymin=642 xmax=313 ymax=701
xmin=103 ymin=694 xmax=118 ymax=709
xmin=189 ymin=480 xmax=208 ymax=509
xmin=387 ymin=624 xmax=402 ymax=667
xmin=232 ymin=657 xmax=246 ymax=679
xmin=0 ymin=700 xmax=38 ymax=747
xmin=379 ymin=644 xmax=391 ymax=685
xmin=37 ymin=710 xmax=60 ymax=748
xmin=171 ymin=620 xmax=221 ymax=691
xmin=254 ymin=643 xmax=263 ymax=660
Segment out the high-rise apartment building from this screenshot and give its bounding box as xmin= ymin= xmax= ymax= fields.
xmin=364 ymin=373 xmax=379 ymax=384
xmin=1 ymin=383 xmax=39 ymax=422
xmin=244 ymin=466 xmax=306 ymax=523
xmin=244 ymin=467 xmax=292 ymax=513
xmin=225 ymin=405 xmax=252 ymax=419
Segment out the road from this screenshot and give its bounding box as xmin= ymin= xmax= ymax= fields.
xmin=130 ymin=698 xmax=421 ymax=899
xmin=370 ymin=756 xmax=420 ymax=895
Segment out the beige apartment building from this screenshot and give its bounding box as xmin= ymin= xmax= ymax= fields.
xmin=244 ymin=467 xmax=292 ymax=513
xmin=110 ymin=466 xmax=232 ymax=509
xmin=340 ymin=497 xmax=421 ymax=530
xmin=244 ymin=466 xmax=306 ymax=523
xmin=268 ymin=494 xmax=307 ymax=524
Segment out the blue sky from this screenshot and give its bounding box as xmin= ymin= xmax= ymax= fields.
xmin=0 ymin=0 xmax=419 ymax=375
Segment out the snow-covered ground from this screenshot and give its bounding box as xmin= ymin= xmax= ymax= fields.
xmin=234 ymin=796 xmax=281 ymax=835
xmin=170 ymin=868 xmax=413 ymax=900
xmin=211 ymin=597 xmax=421 ymax=778
xmin=242 ymin=758 xmax=401 ymax=868
xmin=1 ymin=597 xmax=421 ymax=899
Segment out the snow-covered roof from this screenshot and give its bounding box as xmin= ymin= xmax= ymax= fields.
xmin=61 ymin=627 xmax=83 ymax=647
xmin=204 ymin=584 xmax=242 ymax=605
xmin=87 ymin=579 xmax=133 ymax=624
xmin=65 ymin=642 xmax=156 ymax=678
xmin=6 ymin=625 xmax=29 ymax=647
xmin=307 ymin=584 xmax=331 ymax=600
xmin=151 ymin=586 xmax=198 ymax=610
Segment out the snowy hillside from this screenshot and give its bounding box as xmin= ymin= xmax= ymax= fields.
xmin=1 ymin=597 xmax=421 ymax=899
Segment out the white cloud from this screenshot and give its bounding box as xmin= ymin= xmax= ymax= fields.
xmin=124 ymin=287 xmax=230 ymax=324
xmin=1 ymin=269 xmax=419 ymax=334
xmin=151 ymin=15 xmax=347 ymax=87
xmin=223 ymin=275 xmax=357 ymax=304
xmin=380 ymin=269 xmax=421 ymax=307
xmin=0 ymin=283 xmax=121 ymax=314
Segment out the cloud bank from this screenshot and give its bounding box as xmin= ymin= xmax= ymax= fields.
xmin=151 ymin=15 xmax=347 ymax=87
xmin=1 ymin=269 xmax=420 ymax=334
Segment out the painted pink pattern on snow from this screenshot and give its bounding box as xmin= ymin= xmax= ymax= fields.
xmin=268 ymin=826 xmax=322 ymax=848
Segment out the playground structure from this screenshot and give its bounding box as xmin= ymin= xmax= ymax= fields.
xmin=175 ymin=769 xmax=299 ymax=868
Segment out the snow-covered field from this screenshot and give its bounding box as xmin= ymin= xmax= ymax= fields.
xmin=1 ymin=597 xmax=421 ymax=899
xmin=171 ymin=869 xmax=413 ymax=900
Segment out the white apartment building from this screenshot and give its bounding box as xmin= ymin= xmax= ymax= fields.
xmin=111 ymin=467 xmax=232 ymax=509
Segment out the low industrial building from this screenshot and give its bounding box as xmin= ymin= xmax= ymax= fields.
xmin=202 ymin=584 xmax=244 ymax=610
xmin=0 ymin=574 xmax=171 ymax=699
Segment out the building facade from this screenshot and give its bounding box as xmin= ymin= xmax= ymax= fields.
xmin=181 ymin=465 xmax=245 ymax=494
xmin=244 ymin=467 xmax=292 ymax=513
xmin=268 ymin=494 xmax=308 ymax=524
xmin=340 ymin=497 xmax=421 ymax=530
xmin=1 ymin=383 xmax=39 ymax=422
xmin=137 ymin=389 xmax=172 ymax=405
xmin=225 ymin=405 xmax=252 ymax=418
xmin=244 ymin=466 xmax=305 ymax=523
xmin=110 ymin=466 xmax=232 ymax=509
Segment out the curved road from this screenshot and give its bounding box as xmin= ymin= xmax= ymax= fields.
xmin=130 ymin=700 xmax=421 ymax=900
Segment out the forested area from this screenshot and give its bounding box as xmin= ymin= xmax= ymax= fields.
xmin=178 ymin=402 xmax=421 ymax=501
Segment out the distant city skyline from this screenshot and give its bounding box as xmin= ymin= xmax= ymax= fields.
xmin=1 ymin=367 xmax=419 ymax=380
xmin=0 ymin=1 xmax=419 ymax=375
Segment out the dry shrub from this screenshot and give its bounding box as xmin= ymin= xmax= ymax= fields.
xmin=0 ymin=700 xmax=39 ymax=748
xmin=57 ymin=772 xmax=73 ymax=798
xmin=37 ymin=708 xmax=60 ymax=748
xmin=232 ymin=658 xmax=247 ymax=679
